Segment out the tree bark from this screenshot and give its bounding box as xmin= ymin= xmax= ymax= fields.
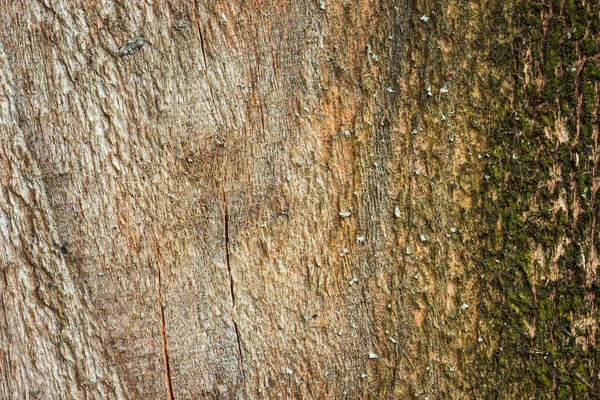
xmin=0 ymin=0 xmax=598 ymax=398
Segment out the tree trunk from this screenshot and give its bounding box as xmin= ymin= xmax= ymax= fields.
xmin=0 ymin=0 xmax=598 ymax=398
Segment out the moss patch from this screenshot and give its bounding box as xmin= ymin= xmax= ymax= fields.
xmin=472 ymin=0 xmax=600 ymax=397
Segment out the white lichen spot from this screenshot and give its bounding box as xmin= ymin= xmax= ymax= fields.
xmin=440 ymin=87 xmax=449 ymax=94
xmin=340 ymin=207 xmax=352 ymax=218
xmin=420 ymin=15 xmax=429 ymax=22
xmin=283 ymin=368 xmax=294 ymax=375
xmin=371 ymin=53 xmax=379 ymax=61
xmin=394 ymin=206 xmax=401 ymax=218
xmin=319 ymin=0 xmax=326 ymax=10
xmin=368 ymin=352 xmax=378 ymax=359
xmin=461 ymin=303 xmax=469 ymax=310
xmin=450 ymin=226 xmax=457 ymax=233
xmin=420 ymin=234 xmax=427 ymax=242
xmin=386 ymin=87 xmax=394 ymax=93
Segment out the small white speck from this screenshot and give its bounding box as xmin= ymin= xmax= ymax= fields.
xmin=461 ymin=303 xmax=469 ymax=310
xmin=386 ymin=87 xmax=394 ymax=93
xmin=343 ymin=129 xmax=351 ymax=137
xmin=221 ymin=12 xmax=227 ymax=22
xmin=450 ymin=226 xmax=457 ymax=233
xmin=389 ymin=337 xmax=397 ymax=343
xmin=319 ymin=0 xmax=326 ymax=10
xmin=356 ymin=235 xmax=366 ymax=244
xmin=349 ymin=277 xmax=359 ymax=286
xmin=360 ymin=373 xmax=368 ymax=379
xmin=340 ymin=210 xmax=352 ymax=218
xmin=478 ymin=337 xmax=483 ymax=343
xmin=440 ymin=87 xmax=449 ymax=94
xmin=371 ymin=53 xmax=379 ymax=61
xmin=449 ymin=367 xmax=455 ymax=372
xmin=427 ymin=86 xmax=433 ymax=96
xmin=368 ymin=351 xmax=378 ymax=359
xmin=394 ymin=206 xmax=401 ymax=218
xmin=284 ymin=368 xmax=294 ymax=375
xmin=414 ymin=273 xmax=421 ymax=279
xmin=414 ymin=168 xmax=421 ymax=175
xmin=406 ymin=247 xmax=411 ymax=255
xmin=420 ymin=15 xmax=429 ymax=22
xmin=420 ymin=234 xmax=427 ymax=242
xmin=338 ymin=330 xmax=343 ymax=336
xmin=97 ymin=272 xmax=105 ymax=277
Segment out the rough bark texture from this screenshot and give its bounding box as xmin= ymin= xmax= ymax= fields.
xmin=0 ymin=0 xmax=598 ymax=399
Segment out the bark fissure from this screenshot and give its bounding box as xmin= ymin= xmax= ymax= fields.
xmin=192 ymin=0 xmax=208 ymax=72
xmin=221 ymin=184 xmax=245 ymax=379
xmin=155 ymin=262 xmax=174 ymax=400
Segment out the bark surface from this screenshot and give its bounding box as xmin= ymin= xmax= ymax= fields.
xmin=0 ymin=0 xmax=598 ymax=399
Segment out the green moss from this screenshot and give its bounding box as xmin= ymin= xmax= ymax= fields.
xmin=581 ymin=38 xmax=598 ymax=55
xmin=473 ymin=0 xmax=600 ymax=398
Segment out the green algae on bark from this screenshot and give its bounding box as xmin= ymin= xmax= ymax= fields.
xmin=474 ymin=0 xmax=600 ymax=397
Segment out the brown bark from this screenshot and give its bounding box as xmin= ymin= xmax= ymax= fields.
xmin=1 ymin=0 xmax=598 ymax=399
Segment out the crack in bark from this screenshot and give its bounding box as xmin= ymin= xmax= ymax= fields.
xmin=192 ymin=0 xmax=208 ymax=72
xmin=221 ymin=185 xmax=246 ymax=380
xmin=155 ymin=255 xmax=174 ymax=400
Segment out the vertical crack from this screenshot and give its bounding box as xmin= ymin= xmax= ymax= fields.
xmin=192 ymin=0 xmax=208 ymax=72
xmin=155 ymin=249 xmax=175 ymax=400
xmin=221 ymin=184 xmax=246 ymax=380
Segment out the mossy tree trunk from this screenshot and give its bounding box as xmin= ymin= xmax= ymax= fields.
xmin=0 ymin=0 xmax=598 ymax=398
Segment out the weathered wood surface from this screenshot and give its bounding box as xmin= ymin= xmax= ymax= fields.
xmin=1 ymin=0 xmax=598 ymax=398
